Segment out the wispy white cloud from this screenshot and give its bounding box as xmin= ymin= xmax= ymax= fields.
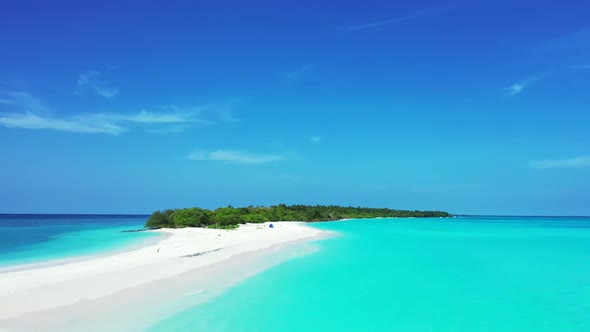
xmin=90 ymin=108 xmax=209 ymax=125
xmin=0 ymin=91 xmax=50 ymax=114
xmin=114 ymin=110 xmax=197 ymax=124
xmin=157 ymin=103 xmax=239 ymax=124
xmin=346 ymin=9 xmax=443 ymax=31
xmin=505 ymin=83 xmax=525 ymax=96
xmin=0 ymin=91 xmax=123 ymax=134
xmin=0 ymin=91 xmax=237 ymax=135
xmin=309 ymin=136 xmax=320 ymax=143
xmin=277 ymin=66 xmax=310 ymax=85
xmin=146 ymin=125 xmax=191 ymax=134
xmin=529 ymin=156 xmax=590 ymax=169
xmin=504 ymin=71 xmax=552 ymax=96
xmin=188 ymin=150 xmax=285 ymax=164
xmin=77 ymin=70 xmax=119 ymax=99
xmin=0 ymin=112 xmax=127 ymax=134
xmin=0 ymin=109 xmax=207 ymax=135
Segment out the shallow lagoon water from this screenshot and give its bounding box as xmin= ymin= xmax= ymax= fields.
xmin=148 ymin=216 xmax=590 ymax=332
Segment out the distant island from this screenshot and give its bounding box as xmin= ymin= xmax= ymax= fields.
xmin=145 ymin=205 xmax=452 ymax=229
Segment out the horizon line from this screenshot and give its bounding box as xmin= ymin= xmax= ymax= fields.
xmin=1 ymin=213 xmax=589 ymax=218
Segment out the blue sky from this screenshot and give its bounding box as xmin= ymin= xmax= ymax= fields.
xmin=1 ymin=0 xmax=589 ymax=215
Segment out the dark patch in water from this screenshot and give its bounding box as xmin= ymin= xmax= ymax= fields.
xmin=121 ymin=228 xmax=158 ymax=233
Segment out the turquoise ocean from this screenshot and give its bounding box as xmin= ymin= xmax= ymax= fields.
xmin=147 ymin=216 xmax=590 ymax=332
xmin=0 ymin=214 xmax=159 ymax=268
xmin=2 ymin=215 xmax=590 ymax=331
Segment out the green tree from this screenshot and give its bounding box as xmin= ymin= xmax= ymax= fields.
xmin=145 ymin=205 xmax=452 ymax=228
xmin=171 ymin=207 xmax=211 ymax=227
xmin=211 ymin=206 xmax=244 ymax=226
xmin=145 ymin=209 xmax=177 ymax=228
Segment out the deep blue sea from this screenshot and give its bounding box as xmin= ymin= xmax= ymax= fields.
xmin=0 ymin=214 xmax=159 ymax=268
xmin=147 ymin=216 xmax=590 ymax=332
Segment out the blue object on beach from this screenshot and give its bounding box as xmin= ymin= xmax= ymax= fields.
xmin=269 ymin=223 xmax=274 ymax=228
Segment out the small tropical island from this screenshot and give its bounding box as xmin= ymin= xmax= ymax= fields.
xmin=145 ymin=204 xmax=452 ymax=229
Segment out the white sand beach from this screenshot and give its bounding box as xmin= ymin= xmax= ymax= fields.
xmin=0 ymin=222 xmax=327 ymax=332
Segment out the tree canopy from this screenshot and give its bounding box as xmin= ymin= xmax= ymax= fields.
xmin=145 ymin=204 xmax=452 ymax=229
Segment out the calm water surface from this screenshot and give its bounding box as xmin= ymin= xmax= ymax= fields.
xmin=148 ymin=216 xmax=590 ymax=332
xmin=0 ymin=214 xmax=159 ymax=268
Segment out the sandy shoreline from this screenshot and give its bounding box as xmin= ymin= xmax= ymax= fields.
xmin=0 ymin=233 xmax=167 ymax=274
xmin=0 ymin=222 xmax=328 ymax=331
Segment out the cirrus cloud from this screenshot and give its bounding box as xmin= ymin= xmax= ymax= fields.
xmin=529 ymin=156 xmax=590 ymax=169
xmin=77 ymin=70 xmax=119 ymax=99
xmin=346 ymin=8 xmax=445 ymax=31
xmin=0 ymin=112 xmax=126 ymax=134
xmin=277 ymin=65 xmax=311 ymax=85
xmin=188 ymin=150 xmax=285 ymax=164
xmin=309 ymin=136 xmax=320 ymax=143
xmin=0 ymin=91 xmax=238 ymax=135
xmin=504 ymin=71 xmax=552 ymax=97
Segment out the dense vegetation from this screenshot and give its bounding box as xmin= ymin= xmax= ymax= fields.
xmin=145 ymin=205 xmax=452 ymax=229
